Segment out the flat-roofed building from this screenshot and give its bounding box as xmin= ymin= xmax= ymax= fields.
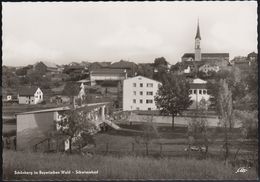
xmin=123 ymin=76 xmax=161 ymax=111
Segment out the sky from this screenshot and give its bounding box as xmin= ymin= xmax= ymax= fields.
xmin=2 ymin=1 xmax=258 ymax=66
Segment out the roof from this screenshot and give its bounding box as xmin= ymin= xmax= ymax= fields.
xmin=91 ymin=62 xmax=111 ymax=68
xmin=182 ymin=53 xmax=229 ymax=59
xmin=40 ymin=61 xmax=58 ymax=68
xmin=91 ymin=68 xmax=126 ymax=75
xmin=195 ymin=21 xmax=201 ymax=40
xmin=124 ymin=75 xmax=162 ymax=84
xmin=192 ymin=78 xmax=207 ymax=84
xmin=16 ymin=102 xmax=110 ymax=115
xmin=202 ymin=53 xmax=229 ymax=58
xmin=77 ymin=79 xmax=91 ymax=83
xmin=16 ymin=106 xmax=71 ymax=115
xmin=190 ymin=83 xmax=207 ymax=89
xmin=66 ymin=65 xmax=85 ymax=70
xmin=18 ymin=86 xmax=40 ymax=96
xmin=109 ymin=60 xmax=137 ymax=69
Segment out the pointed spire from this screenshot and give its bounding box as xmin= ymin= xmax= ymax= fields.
xmin=195 ymin=18 xmax=201 ymax=40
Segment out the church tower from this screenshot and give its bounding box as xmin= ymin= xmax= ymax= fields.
xmin=195 ymin=19 xmax=201 ymax=61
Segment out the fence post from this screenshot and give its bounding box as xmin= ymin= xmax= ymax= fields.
xmin=47 ymin=138 xmax=50 ymax=151
xmin=132 ymin=142 xmax=135 ymax=153
xmin=56 ymin=137 xmax=59 ymax=152
xmin=160 ymin=143 xmax=162 ymax=156
xmin=188 ymin=143 xmax=191 ymax=159
xmin=145 ymin=143 xmax=148 ymax=156
xmin=106 ymin=143 xmax=109 ymax=154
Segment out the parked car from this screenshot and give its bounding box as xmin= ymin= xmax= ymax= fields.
xmin=184 ymin=146 xmax=206 ymax=152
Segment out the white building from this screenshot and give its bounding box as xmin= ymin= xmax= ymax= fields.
xmin=184 ymin=66 xmax=191 ymax=73
xmin=189 ymin=78 xmax=210 ymax=109
xmin=123 ymin=76 xmax=161 ymax=111
xmin=18 ymin=86 xmax=43 ymax=104
xmin=199 ymin=64 xmax=220 ymax=74
xmin=7 ymin=95 xmax=12 ymax=101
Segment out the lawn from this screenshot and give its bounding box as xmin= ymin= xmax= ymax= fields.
xmin=3 ymin=150 xmax=257 ymax=180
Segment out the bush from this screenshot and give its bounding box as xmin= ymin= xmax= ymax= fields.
xmin=233 ymin=110 xmax=258 ymax=139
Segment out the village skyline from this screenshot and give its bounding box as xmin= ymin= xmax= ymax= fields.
xmin=2 ymin=1 xmax=257 ymax=66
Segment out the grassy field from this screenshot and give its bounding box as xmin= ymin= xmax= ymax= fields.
xmin=3 ymin=150 xmax=257 ymax=180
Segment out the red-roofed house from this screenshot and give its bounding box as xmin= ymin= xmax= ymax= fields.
xmin=18 ymin=86 xmax=43 ymax=104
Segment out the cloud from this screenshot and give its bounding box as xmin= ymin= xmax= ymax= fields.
xmin=98 ymin=26 xmax=163 ymax=50
xmin=3 ymin=37 xmax=63 ymax=66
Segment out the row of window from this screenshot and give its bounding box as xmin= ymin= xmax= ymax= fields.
xmin=35 ymin=95 xmax=42 ymax=99
xmin=133 ymin=83 xmax=153 ymax=88
xmin=133 ymin=91 xmax=153 ymax=96
xmin=189 ymin=89 xmax=207 ymax=95
xmin=133 ymin=99 xmax=153 ymax=104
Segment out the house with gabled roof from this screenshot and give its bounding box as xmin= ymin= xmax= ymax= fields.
xmin=33 ymin=61 xmax=59 ymax=75
xmin=18 ymin=86 xmax=43 ymax=104
xmin=109 ymin=60 xmax=138 ymax=77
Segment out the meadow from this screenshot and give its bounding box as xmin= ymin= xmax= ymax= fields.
xmin=3 ymin=150 xmax=257 ymax=180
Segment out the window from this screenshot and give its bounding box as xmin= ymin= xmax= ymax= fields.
xmin=147 ymin=83 xmax=153 ymax=87
xmin=189 ymin=90 xmax=192 ymax=94
xmin=194 ymin=90 xmax=197 ymax=94
xmin=199 ymin=90 xmax=202 ymax=94
xmin=203 ymin=90 xmax=207 ymax=94
xmin=148 ymin=108 xmax=151 ymax=111
xmin=133 ymin=83 xmax=136 ymax=87
xmin=140 ymin=99 xmax=143 ymax=104
xmin=147 ymin=91 xmax=153 ymax=95
xmin=140 ymin=91 xmax=143 ymax=95
xmin=146 ymin=99 xmax=153 ymax=104
xmin=133 ymin=91 xmax=136 ymax=95
xmin=133 ymin=99 xmax=136 ymax=104
xmin=140 ymin=83 xmax=143 ymax=87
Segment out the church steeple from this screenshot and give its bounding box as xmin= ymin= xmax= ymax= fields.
xmin=195 ymin=19 xmax=201 ymax=40
xmin=195 ymin=19 xmax=201 ymax=61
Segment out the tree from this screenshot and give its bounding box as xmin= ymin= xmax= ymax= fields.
xmin=154 ymin=57 xmax=168 ymax=67
xmin=187 ymin=98 xmax=209 ymax=158
xmin=2 ymin=68 xmax=19 ymax=89
xmin=137 ymin=64 xmax=154 ymax=79
xmin=153 ymin=57 xmax=169 ymax=82
xmin=218 ymin=79 xmax=233 ymax=162
xmin=57 ymin=107 xmax=98 ymax=153
xmin=155 ymin=74 xmax=192 ymax=129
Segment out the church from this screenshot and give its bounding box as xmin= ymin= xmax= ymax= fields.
xmin=181 ymin=20 xmax=230 ymax=73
